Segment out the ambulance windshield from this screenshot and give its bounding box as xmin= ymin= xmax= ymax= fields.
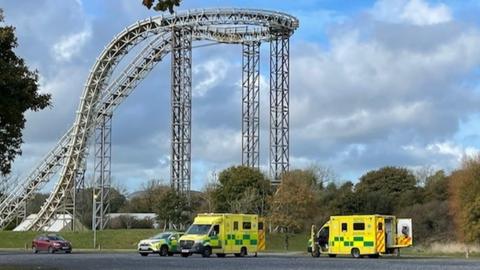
xmin=186 ymin=224 xmax=211 ymax=235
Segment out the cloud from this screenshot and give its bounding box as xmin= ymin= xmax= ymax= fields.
xmin=193 ymin=58 xmax=230 ymax=97
xmin=52 ymin=27 xmax=92 ymax=62
xmin=372 ymin=0 xmax=452 ymax=26
xmin=5 ymin=0 xmax=480 ymax=192
xmin=289 ymin=2 xmax=480 ymax=176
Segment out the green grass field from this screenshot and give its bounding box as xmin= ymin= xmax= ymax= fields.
xmin=0 ymin=230 xmax=308 ymax=252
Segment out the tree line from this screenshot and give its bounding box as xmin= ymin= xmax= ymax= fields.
xmin=12 ymin=156 xmax=478 ymax=246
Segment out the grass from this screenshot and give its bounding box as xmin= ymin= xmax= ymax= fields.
xmin=0 ymin=230 xmax=308 ymax=252
xmin=3 ymin=230 xmax=477 ymax=258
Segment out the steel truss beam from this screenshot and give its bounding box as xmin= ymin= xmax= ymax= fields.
xmin=270 ymin=32 xmax=290 ymax=184
xmin=171 ymin=27 xmax=192 ymax=195
xmin=92 ymin=114 xmax=112 ymax=230
xmin=242 ymin=41 xmax=261 ymax=168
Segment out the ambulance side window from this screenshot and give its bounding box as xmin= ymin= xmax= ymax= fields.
xmin=211 ymin=224 xmax=220 ymax=236
xmin=353 ymin=223 xmax=365 ymax=231
xmin=234 ymin=222 xmax=239 ymax=231
xmin=243 ymin=222 xmax=252 ymax=230
xmin=341 ymin=223 xmax=347 ymax=232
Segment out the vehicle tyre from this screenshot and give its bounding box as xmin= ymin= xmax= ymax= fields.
xmin=140 ymin=253 xmax=148 ymax=257
xmin=368 ymin=254 xmax=379 ymax=259
xmin=351 ymin=248 xmax=361 ymax=259
xmin=32 ymin=246 xmax=38 ymax=254
xmin=48 ymin=247 xmax=55 ymax=254
xmin=311 ymin=249 xmax=320 ymax=257
xmin=202 ymin=246 xmax=212 ymax=258
xmin=159 ymin=245 xmax=168 ymax=257
xmin=239 ymin=247 xmax=247 ymax=257
xmin=216 ymin=253 xmax=226 ymax=258
xmin=167 ymin=252 xmax=174 ymax=256
xmin=328 ymin=254 xmax=336 ymax=258
xmin=181 ymin=253 xmax=190 ymax=258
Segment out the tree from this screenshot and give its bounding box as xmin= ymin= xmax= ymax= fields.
xmin=213 ymin=166 xmax=271 ymax=215
xmin=449 ymin=157 xmax=480 ymax=243
xmin=424 ymin=170 xmax=449 ymax=202
xmin=0 ymin=9 xmax=51 ymax=175
xmin=155 ymin=189 xmax=190 ymax=229
xmin=142 ymin=0 xmax=181 ymax=13
xmin=269 ymin=170 xmax=318 ymax=234
xmin=355 ymin=166 xmax=419 ymax=213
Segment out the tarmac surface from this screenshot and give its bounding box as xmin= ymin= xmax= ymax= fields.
xmin=1 ymin=251 xmax=480 ymax=270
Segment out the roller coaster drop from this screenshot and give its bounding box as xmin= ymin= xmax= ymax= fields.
xmin=0 ymin=8 xmax=298 ymax=231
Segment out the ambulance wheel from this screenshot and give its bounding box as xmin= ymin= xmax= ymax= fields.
xmin=311 ymin=249 xmax=320 ymax=257
xmin=328 ymin=254 xmax=336 ymax=258
xmin=159 ymin=245 xmax=168 ymax=256
xmin=202 ymin=247 xmax=212 ymax=258
xmin=240 ymin=247 xmax=247 ymax=257
xmin=351 ymin=248 xmax=362 ymax=259
xmin=216 ymin=253 xmax=226 ymax=258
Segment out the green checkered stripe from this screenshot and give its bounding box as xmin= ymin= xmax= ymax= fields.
xmin=225 ymin=234 xmax=258 ymax=246
xmin=330 ymin=236 xmax=374 ymax=247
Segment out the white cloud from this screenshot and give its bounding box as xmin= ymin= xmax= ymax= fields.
xmin=193 ymin=58 xmax=230 ymax=97
xmin=372 ymin=0 xmax=452 ymax=26
xmin=52 ymin=27 xmax=92 ymax=62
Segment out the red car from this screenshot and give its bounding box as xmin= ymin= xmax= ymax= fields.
xmin=32 ymin=234 xmax=72 ymax=254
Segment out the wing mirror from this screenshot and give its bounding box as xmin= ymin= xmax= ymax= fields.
xmin=170 ymin=236 xmax=176 ymax=240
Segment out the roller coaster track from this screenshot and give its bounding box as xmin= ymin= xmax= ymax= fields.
xmin=0 ymin=8 xmax=298 ymax=231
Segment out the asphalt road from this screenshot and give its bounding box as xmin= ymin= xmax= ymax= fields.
xmin=1 ymin=251 xmax=479 ymax=270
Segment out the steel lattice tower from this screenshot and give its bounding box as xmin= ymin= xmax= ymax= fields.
xmin=242 ymin=41 xmax=261 ymax=168
xmin=270 ymin=31 xmax=290 ymax=184
xmin=171 ymin=27 xmax=192 ymax=194
xmin=92 ymin=114 xmax=112 ymax=230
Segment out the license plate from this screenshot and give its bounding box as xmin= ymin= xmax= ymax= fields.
xmin=62 ymin=247 xmax=69 ymax=250
xmin=140 ymin=247 xmax=149 ymax=251
xmin=181 ymin=249 xmax=190 ymax=253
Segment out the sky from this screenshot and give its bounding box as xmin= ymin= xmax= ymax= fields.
xmin=2 ymin=0 xmax=480 ymax=192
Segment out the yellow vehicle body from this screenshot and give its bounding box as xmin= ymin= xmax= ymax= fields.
xmin=178 ymin=213 xmax=266 ymax=257
xmin=309 ymin=215 xmax=412 ymax=258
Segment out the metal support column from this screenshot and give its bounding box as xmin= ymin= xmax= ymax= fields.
xmin=242 ymin=41 xmax=260 ymax=168
xmin=170 ymin=27 xmax=192 ymax=195
xmin=269 ymin=32 xmax=290 ymax=184
xmin=92 ymin=114 xmax=112 ymax=231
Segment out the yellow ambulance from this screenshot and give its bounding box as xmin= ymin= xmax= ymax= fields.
xmin=178 ymin=213 xmax=266 ymax=257
xmin=308 ymin=215 xmax=412 ymax=258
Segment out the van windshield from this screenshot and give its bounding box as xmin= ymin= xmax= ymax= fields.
xmin=186 ymin=224 xmax=211 ymax=235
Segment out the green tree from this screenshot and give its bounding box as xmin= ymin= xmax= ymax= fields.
xmin=0 ymin=9 xmax=51 ymax=175
xmin=424 ymin=170 xmax=449 ymax=202
xmin=355 ymin=166 xmax=419 ymax=213
xmin=155 ymin=189 xmax=190 ymax=229
xmin=213 ymin=166 xmax=271 ymax=215
xmin=142 ymin=0 xmax=181 ymax=13
xmin=397 ymin=200 xmax=454 ymax=244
